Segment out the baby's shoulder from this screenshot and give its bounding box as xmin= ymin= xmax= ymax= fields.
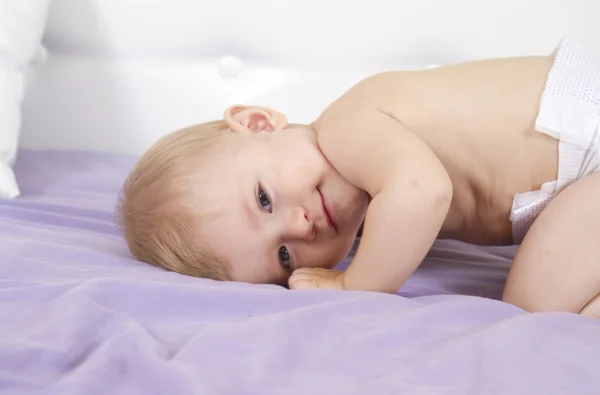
xmin=313 ymin=100 xmax=448 ymax=196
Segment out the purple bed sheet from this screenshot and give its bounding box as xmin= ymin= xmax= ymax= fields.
xmin=0 ymin=149 xmax=599 ymax=395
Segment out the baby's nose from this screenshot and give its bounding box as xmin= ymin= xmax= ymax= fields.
xmin=283 ymin=206 xmax=315 ymax=241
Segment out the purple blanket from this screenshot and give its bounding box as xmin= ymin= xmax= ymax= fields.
xmin=1 ymin=150 xmax=599 ymax=395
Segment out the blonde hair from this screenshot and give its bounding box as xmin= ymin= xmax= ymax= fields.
xmin=117 ymin=120 xmax=231 ymax=281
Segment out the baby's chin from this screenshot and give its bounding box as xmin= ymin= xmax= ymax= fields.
xmin=299 ymin=244 xmax=353 ymax=272
xmin=329 ymin=238 xmax=359 ymax=269
xmin=332 ymin=230 xmax=362 ymax=269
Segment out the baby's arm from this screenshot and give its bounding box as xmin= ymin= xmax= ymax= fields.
xmin=291 ymin=110 xmax=453 ymax=293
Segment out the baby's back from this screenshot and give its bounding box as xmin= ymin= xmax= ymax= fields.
xmin=331 ymin=56 xmax=559 ymax=245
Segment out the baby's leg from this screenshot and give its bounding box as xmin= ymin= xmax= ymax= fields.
xmin=502 ymin=173 xmax=600 ymax=318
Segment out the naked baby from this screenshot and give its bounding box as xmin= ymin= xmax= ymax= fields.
xmin=119 ymin=37 xmax=600 ymax=318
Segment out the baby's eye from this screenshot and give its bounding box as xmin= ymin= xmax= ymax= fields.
xmin=278 ymin=246 xmax=291 ymax=270
xmin=257 ymin=186 xmax=272 ymax=212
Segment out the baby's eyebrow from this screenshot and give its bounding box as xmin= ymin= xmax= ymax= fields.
xmin=243 ymin=188 xmax=260 ymax=232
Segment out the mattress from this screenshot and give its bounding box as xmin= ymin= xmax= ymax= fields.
xmin=1 ymin=149 xmax=598 ymax=394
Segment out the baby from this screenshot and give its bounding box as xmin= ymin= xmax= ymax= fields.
xmin=119 ymin=37 xmax=600 ymax=318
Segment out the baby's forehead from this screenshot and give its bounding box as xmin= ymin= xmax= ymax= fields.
xmin=172 ymin=135 xmax=262 ymax=218
xmin=177 ymin=165 xmax=240 ymax=216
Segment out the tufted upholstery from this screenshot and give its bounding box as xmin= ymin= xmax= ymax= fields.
xmin=20 ymin=0 xmax=600 ymax=155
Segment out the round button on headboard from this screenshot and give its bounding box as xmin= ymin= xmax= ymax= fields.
xmin=218 ymin=55 xmax=243 ymax=79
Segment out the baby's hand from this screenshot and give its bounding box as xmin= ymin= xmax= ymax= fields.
xmin=288 ymin=268 xmax=345 ymax=291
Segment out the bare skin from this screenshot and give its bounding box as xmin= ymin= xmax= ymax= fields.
xmin=317 ymin=56 xmax=558 ymax=246
xmin=287 ymin=55 xmax=600 ymax=318
xmin=202 ymin=54 xmax=599 ymax=318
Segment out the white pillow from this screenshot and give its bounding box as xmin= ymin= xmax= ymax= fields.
xmin=0 ymin=0 xmax=50 ymax=198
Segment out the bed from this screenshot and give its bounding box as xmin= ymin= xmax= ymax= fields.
xmin=2 ymin=0 xmax=600 ymax=394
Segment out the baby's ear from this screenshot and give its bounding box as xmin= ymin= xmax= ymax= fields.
xmin=224 ymin=105 xmax=287 ymax=133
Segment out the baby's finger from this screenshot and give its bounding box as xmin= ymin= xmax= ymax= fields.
xmin=289 ymin=273 xmax=318 ymax=290
xmin=291 ymin=267 xmax=320 ymax=275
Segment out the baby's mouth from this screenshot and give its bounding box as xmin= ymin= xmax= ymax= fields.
xmin=318 ymin=188 xmax=338 ymax=233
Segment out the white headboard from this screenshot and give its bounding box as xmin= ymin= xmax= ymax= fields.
xmin=20 ymin=0 xmax=600 ymax=155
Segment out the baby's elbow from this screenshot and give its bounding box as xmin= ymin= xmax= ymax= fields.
xmin=429 ymin=173 xmax=453 ymax=211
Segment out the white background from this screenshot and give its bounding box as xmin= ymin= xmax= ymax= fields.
xmin=20 ymin=0 xmax=600 ymax=155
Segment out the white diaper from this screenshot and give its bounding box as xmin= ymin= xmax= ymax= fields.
xmin=510 ymin=37 xmax=600 ymax=244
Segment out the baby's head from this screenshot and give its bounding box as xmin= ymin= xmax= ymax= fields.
xmin=118 ymin=105 xmax=369 ymax=285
